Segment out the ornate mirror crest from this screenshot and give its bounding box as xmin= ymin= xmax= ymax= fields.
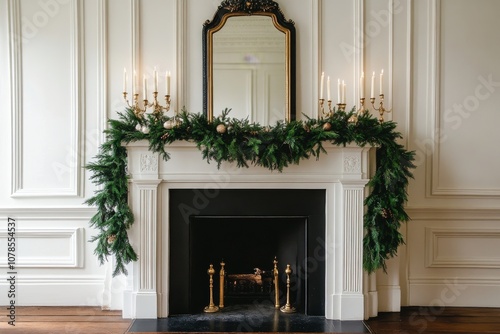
xmin=203 ymin=0 xmax=296 ymax=123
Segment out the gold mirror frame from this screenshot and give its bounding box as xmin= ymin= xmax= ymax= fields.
xmin=203 ymin=0 xmax=296 ymax=123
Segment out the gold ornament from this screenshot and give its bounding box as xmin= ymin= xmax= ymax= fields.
xmin=164 ymin=120 xmax=174 ymax=130
xmin=216 ymin=123 xmax=227 ymax=134
xmin=107 ymin=234 xmax=117 ymax=244
xmin=322 ymin=122 xmax=332 ymax=131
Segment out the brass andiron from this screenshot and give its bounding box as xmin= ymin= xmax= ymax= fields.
xmin=280 ymin=264 xmax=296 ymax=313
xmin=273 ymin=257 xmax=280 ymax=309
xmin=204 ymin=264 xmax=219 ymax=313
xmin=219 ymin=261 xmax=225 ymax=309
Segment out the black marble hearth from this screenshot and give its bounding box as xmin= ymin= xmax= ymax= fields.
xmin=127 ymin=304 xmax=371 ymax=333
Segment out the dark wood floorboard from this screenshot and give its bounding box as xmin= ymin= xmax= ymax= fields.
xmin=0 ymin=306 xmax=499 ymax=333
xmin=0 ymin=306 xmax=132 ymax=334
xmin=365 ymin=307 xmax=500 ymax=334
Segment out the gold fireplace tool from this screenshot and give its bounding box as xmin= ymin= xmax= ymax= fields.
xmin=273 ymin=257 xmax=280 ymax=309
xmin=219 ymin=261 xmax=225 ymax=309
xmin=280 ymin=264 xmax=296 ymax=313
xmin=203 ymin=264 xmax=219 ymax=313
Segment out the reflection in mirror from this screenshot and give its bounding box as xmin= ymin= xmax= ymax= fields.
xmin=203 ymin=0 xmax=295 ymax=124
xmin=213 ymin=16 xmax=285 ymax=124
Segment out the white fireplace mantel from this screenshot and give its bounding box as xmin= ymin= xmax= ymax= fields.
xmin=122 ymin=140 xmax=377 ymax=320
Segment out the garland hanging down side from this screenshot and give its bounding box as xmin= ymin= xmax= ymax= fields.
xmin=85 ymin=108 xmax=415 ymax=276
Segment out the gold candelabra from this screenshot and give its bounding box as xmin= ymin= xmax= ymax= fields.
xmin=280 ymin=264 xmax=296 ymax=313
xmin=370 ymin=94 xmax=392 ymax=123
xmin=318 ymin=99 xmax=334 ymax=119
xmin=123 ymin=91 xmax=171 ymax=119
xmin=318 ymin=99 xmax=348 ymax=119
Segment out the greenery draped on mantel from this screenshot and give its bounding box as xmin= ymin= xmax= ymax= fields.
xmin=85 ymin=108 xmax=415 ymax=276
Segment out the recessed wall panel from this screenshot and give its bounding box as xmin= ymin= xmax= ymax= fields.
xmin=14 ymin=0 xmax=81 ymax=196
xmin=435 ymin=0 xmax=500 ymax=195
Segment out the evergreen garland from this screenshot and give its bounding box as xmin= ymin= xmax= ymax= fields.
xmin=86 ymin=108 xmax=415 ymax=276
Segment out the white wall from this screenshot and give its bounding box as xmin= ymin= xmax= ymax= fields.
xmin=1 ymin=0 xmax=498 ymax=311
xmin=404 ymin=0 xmax=500 ymax=307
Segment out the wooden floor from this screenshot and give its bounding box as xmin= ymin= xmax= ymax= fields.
xmin=0 ymin=306 xmax=499 ymax=333
xmin=0 ymin=306 xmax=132 ymax=334
xmin=365 ymin=307 xmax=500 ymax=334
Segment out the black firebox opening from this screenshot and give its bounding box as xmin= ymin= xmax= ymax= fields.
xmin=190 ymin=216 xmax=306 ymax=312
xmin=169 ymin=189 xmax=326 ymax=316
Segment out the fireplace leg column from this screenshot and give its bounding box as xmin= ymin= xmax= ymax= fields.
xmin=329 ymin=181 xmax=367 ymax=320
xmin=131 ymin=179 xmax=162 ymax=319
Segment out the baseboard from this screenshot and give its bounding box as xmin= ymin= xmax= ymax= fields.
xmin=0 ymin=276 xmax=105 ymax=306
xmin=409 ymin=278 xmax=500 ymax=307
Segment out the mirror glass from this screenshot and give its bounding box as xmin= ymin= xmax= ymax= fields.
xmin=203 ymin=0 xmax=295 ymax=124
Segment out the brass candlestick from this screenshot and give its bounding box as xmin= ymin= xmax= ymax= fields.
xmin=319 ymin=99 xmax=334 ymax=119
xmin=349 ymin=98 xmax=368 ymax=124
xmin=280 ymin=264 xmax=296 ymax=313
xmin=371 ymin=94 xmax=392 ymax=123
xmin=273 ymin=257 xmax=280 ymax=309
xmin=219 ymin=261 xmax=225 ymax=309
xmin=318 ymin=98 xmax=325 ymax=119
xmin=337 ymin=103 xmax=347 ymax=112
xmin=204 ymin=264 xmax=219 ymax=313
xmin=123 ymin=91 xmax=171 ymax=119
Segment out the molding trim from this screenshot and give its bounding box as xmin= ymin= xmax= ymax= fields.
xmin=7 ymin=0 xmax=23 ymax=198
xmin=0 ymin=207 xmax=96 ymax=220
xmin=354 ymin=0 xmax=364 ymax=103
xmin=425 ymin=227 xmax=500 ymax=269
xmin=0 ymin=228 xmax=84 ymax=268
xmin=176 ymin=0 xmax=187 ymax=112
xmin=97 ymin=0 xmax=108 ymax=143
xmin=312 ymin=0 xmax=321 ymax=116
xmin=409 ymin=277 xmax=500 ymax=285
xmin=405 ymin=207 xmax=500 ymax=220
xmin=131 ymin=0 xmax=140 ymax=98
xmin=10 ymin=0 xmax=85 ymax=198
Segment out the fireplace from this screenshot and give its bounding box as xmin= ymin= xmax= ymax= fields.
xmin=122 ymin=141 xmax=374 ymax=320
xmin=169 ymin=189 xmax=325 ymax=315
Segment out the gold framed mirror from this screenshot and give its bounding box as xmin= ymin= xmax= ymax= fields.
xmin=203 ymin=0 xmax=296 ymax=124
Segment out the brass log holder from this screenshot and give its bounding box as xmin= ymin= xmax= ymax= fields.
xmin=280 ymin=264 xmax=296 ymax=313
xmin=204 ymin=264 xmax=220 ymax=313
xmin=273 ymin=257 xmax=280 ymax=309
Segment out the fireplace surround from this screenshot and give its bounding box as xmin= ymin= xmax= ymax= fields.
xmin=122 ymin=140 xmax=374 ymax=320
